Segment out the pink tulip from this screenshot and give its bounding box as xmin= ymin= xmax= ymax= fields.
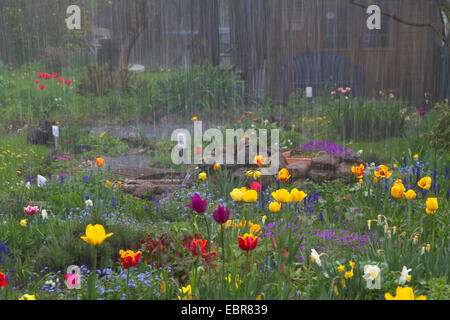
xmin=213 ymin=205 xmax=230 ymax=224
xmin=24 ymin=206 xmax=39 ymax=215
xmin=331 ymin=91 xmax=336 ymax=96
xmin=185 ymin=193 xmax=208 ymax=215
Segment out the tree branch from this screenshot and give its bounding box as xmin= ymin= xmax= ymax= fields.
xmin=350 ymin=0 xmax=450 ymax=50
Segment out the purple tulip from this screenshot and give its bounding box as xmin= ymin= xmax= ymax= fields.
xmin=419 ymin=107 xmax=426 ymax=116
xmin=185 ymin=193 xmax=208 ymax=215
xmin=213 ymin=205 xmax=230 ymax=224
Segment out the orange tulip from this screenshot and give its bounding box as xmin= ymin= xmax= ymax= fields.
xmin=96 ymin=157 xmax=105 ymax=167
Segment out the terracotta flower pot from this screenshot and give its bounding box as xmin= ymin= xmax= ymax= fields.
xmin=282 ymin=151 xmax=312 ymax=166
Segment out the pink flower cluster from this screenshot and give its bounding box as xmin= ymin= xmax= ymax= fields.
xmin=331 ymin=87 xmax=352 ymax=96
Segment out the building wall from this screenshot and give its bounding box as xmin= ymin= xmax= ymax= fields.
xmin=264 ymin=0 xmax=444 ymax=106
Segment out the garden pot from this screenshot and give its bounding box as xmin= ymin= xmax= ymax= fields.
xmin=282 ymin=151 xmax=312 ymax=166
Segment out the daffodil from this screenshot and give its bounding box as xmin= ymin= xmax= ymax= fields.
xmin=80 ymin=224 xmax=113 ymax=246
xmin=310 ymin=249 xmax=324 ymax=266
xmin=20 ymin=219 xmax=27 ymax=227
xmin=363 ymin=265 xmax=381 ymax=289
xmin=399 ymin=266 xmax=412 ymax=285
xmin=337 ymin=265 xmax=345 ymax=272
xmin=19 ymin=294 xmax=36 ymax=300
xmin=213 ymin=163 xmax=221 ymax=171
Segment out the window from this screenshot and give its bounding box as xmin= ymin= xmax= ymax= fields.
xmin=324 ymin=8 xmax=348 ymax=49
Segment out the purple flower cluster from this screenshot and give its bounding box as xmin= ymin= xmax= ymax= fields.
xmin=298 ymin=141 xmax=352 ymax=157
xmin=262 ymin=223 xmax=377 ymax=263
xmin=54 ymin=154 xmax=72 ymax=162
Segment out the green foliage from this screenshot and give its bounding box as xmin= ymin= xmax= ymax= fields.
xmin=325 ymin=97 xmax=407 ymax=141
xmin=422 ymin=100 xmax=450 ymax=153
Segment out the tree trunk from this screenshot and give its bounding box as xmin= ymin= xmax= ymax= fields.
xmin=118 ymin=0 xmax=148 ymax=71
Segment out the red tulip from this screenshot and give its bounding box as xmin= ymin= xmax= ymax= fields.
xmin=238 ymin=233 xmax=258 ymax=251
xmin=53 ymin=72 xmax=59 ymax=78
xmin=65 ymin=79 xmax=71 ymax=85
xmin=34 ymin=79 xmax=40 ymax=84
xmin=38 ymin=84 xmax=46 ymax=90
xmin=0 ymin=269 xmax=8 ymax=288
xmin=58 ymin=77 xmax=64 ymax=82
xmin=119 ymin=250 xmax=141 ymax=269
xmin=37 ymin=72 xmax=43 ymax=78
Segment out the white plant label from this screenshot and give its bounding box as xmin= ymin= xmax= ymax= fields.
xmin=52 ymin=125 xmax=59 ymax=137
xmin=177 ymin=133 xmax=187 ymax=149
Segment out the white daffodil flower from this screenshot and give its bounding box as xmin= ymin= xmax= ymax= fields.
xmin=399 ymin=266 xmax=412 ymax=285
xmin=41 ymin=209 xmax=48 ymax=220
xmin=310 ymin=249 xmax=323 ymax=266
xmin=363 ymin=265 xmax=381 ymax=289
xmin=85 ymin=199 xmax=93 ymax=207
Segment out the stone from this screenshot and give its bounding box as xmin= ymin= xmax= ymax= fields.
xmin=307 ymin=169 xmax=336 ymax=182
xmin=287 ymin=161 xmax=311 ymax=179
xmin=310 ymin=154 xmax=340 ymax=170
xmin=336 ymin=162 xmax=358 ymax=183
xmin=339 ymin=148 xmax=362 ymax=163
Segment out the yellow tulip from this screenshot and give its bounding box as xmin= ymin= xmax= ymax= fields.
xmin=417 ymin=177 xmax=432 ymax=190
xmin=290 ymin=188 xmax=307 ymax=203
xmin=20 ymin=219 xmax=27 ymax=227
xmin=404 ymin=189 xmax=416 ymax=200
xmin=230 ymin=188 xmax=244 ymax=201
xmin=19 ymin=294 xmax=36 ymax=300
xmin=178 ymin=284 xmax=192 ymax=300
xmin=243 ymin=189 xmax=258 ymax=203
xmin=425 ymin=197 xmax=438 ymax=215
xmin=253 ymin=171 xmax=261 ymax=179
xmin=198 ymin=172 xmax=207 ymax=181
xmin=268 ymin=202 xmax=281 ymax=212
xmin=385 ymin=286 xmax=426 ymax=300
xmin=80 ymin=224 xmax=113 ymax=246
xmin=391 ymin=181 xmax=405 ymax=199
xmin=272 ymin=189 xmax=292 ymax=203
